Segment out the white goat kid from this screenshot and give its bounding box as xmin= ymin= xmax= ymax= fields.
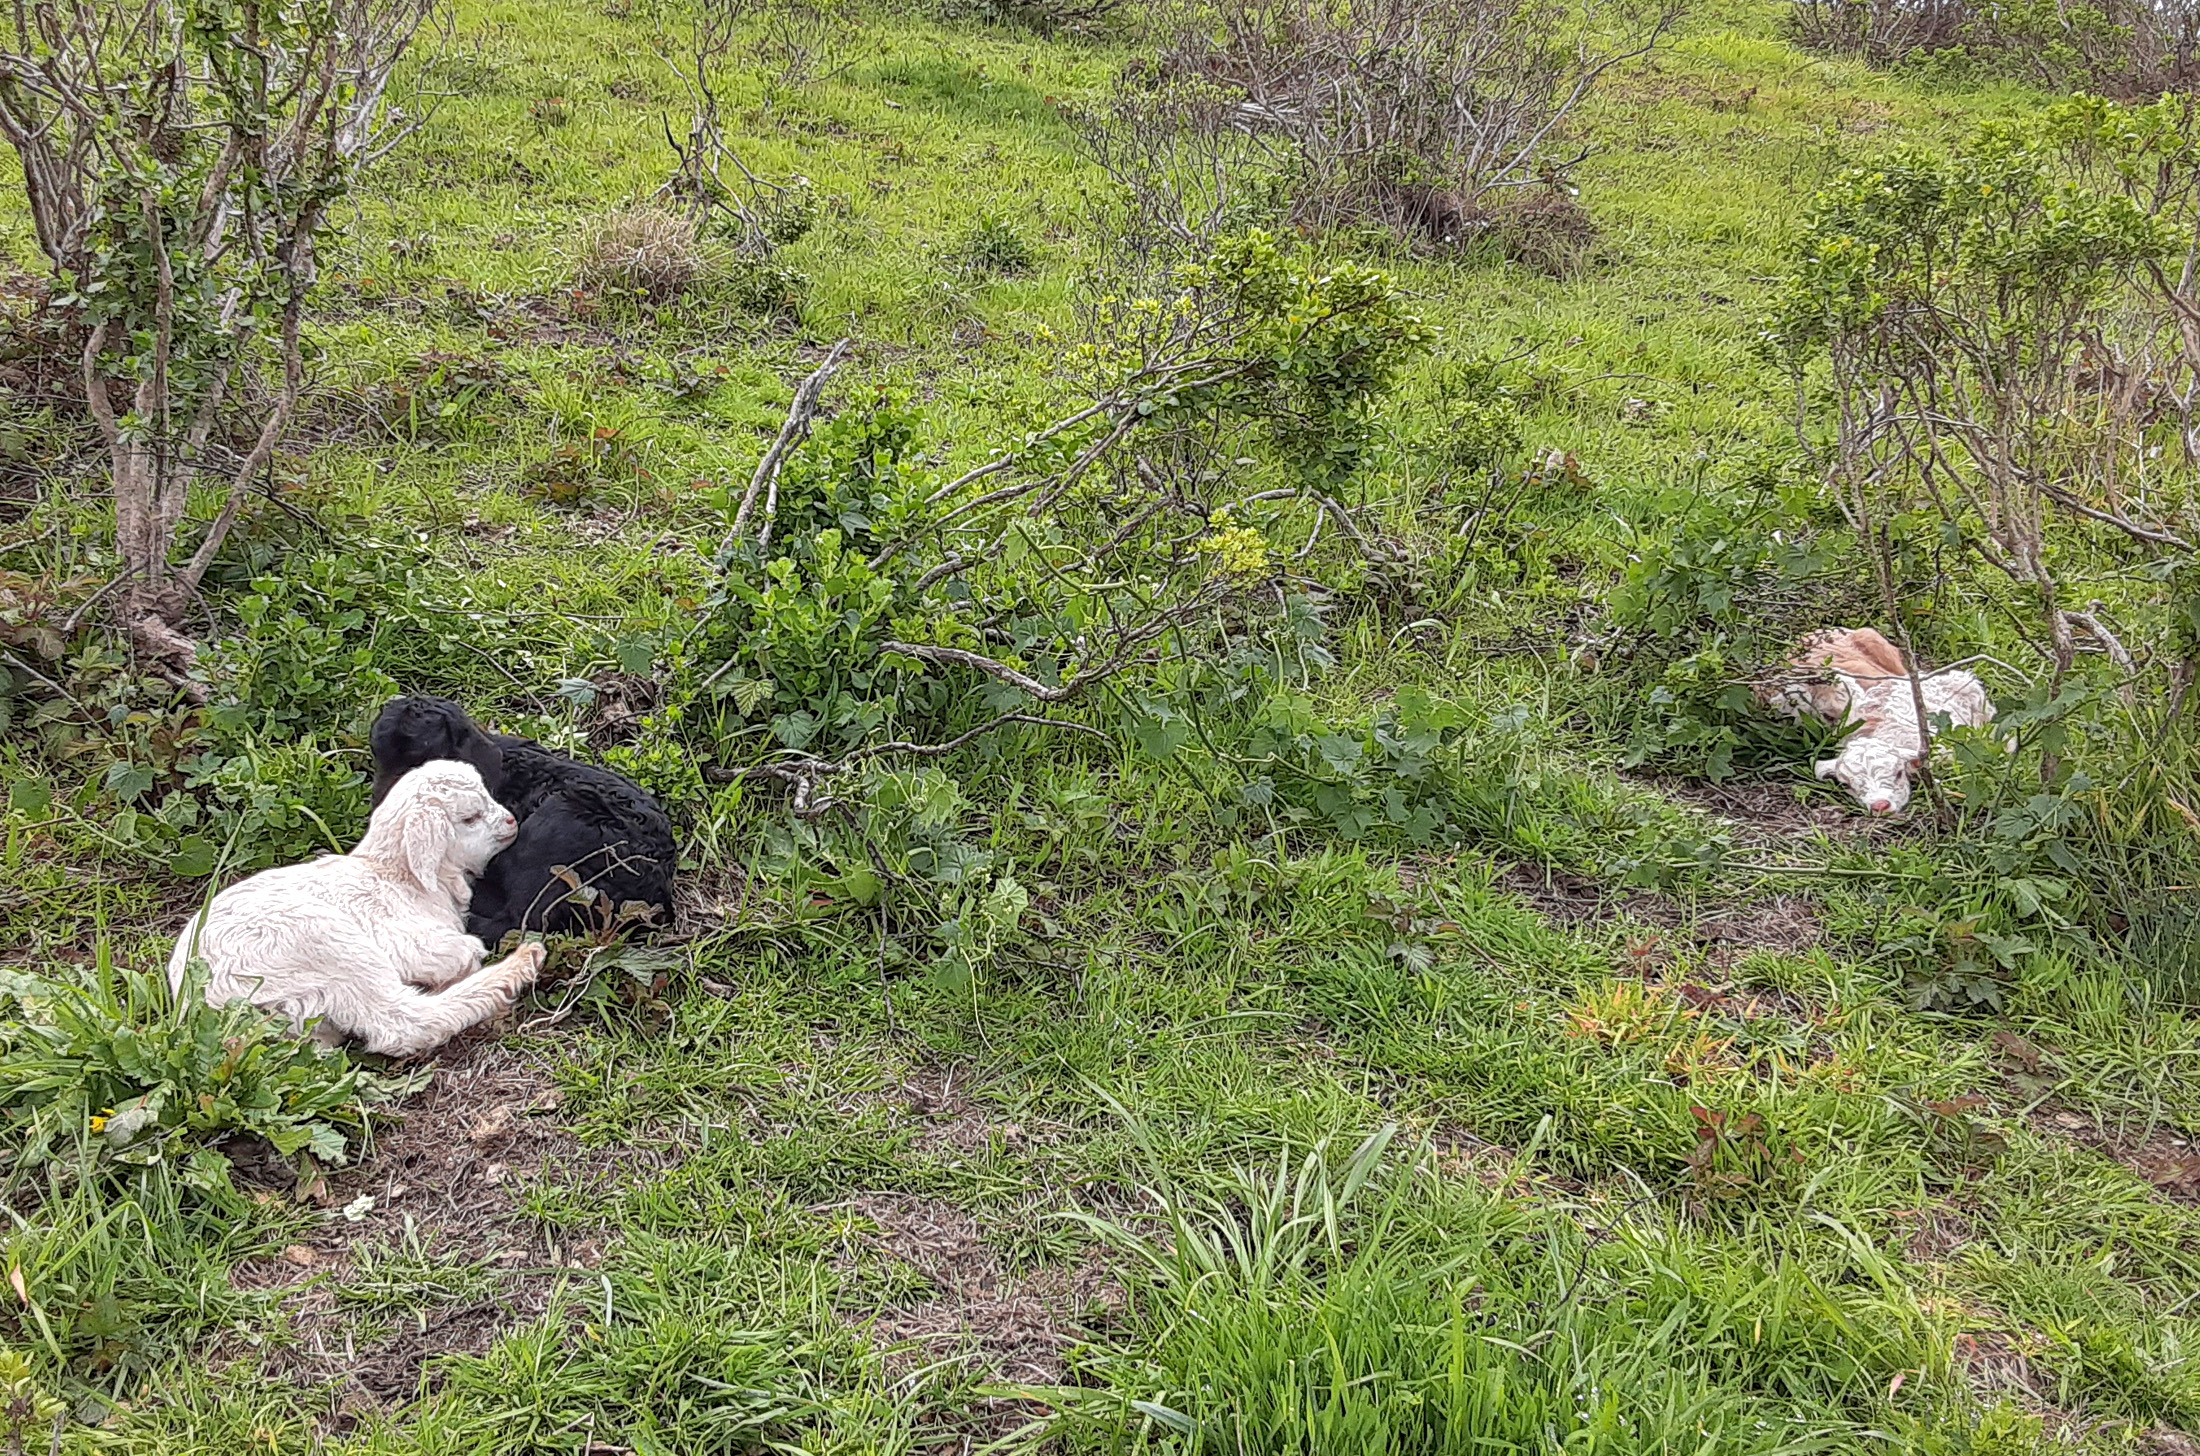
xmin=167 ymin=760 xmax=545 ymax=1057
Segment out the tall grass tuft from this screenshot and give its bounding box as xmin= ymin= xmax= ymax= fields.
xmin=1044 ymin=1119 xmax=1933 ymax=1453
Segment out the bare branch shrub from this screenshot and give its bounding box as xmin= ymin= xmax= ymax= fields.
xmin=0 ymin=0 xmax=445 ymax=676
xmin=1786 ymin=0 xmax=2200 ymax=96
xmin=1784 ymin=0 xmax=1970 ymax=65
xmin=757 ymin=0 xmax=854 ymax=87
xmin=1070 ymin=70 xmax=1291 ymax=265
xmin=653 ymin=0 xmax=820 ymax=260
xmin=931 ymin=0 xmax=1127 ymax=33
xmin=1071 ymin=0 xmax=1682 ymax=261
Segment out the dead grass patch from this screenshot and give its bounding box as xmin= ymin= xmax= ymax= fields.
xmin=574 ymin=207 xmax=710 ymax=302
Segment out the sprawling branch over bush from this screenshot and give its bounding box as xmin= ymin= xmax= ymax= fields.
xmin=678 ymin=233 xmax=1432 ymax=809
xmin=1765 ymin=104 xmax=2200 ymax=706
xmin=0 ymin=0 xmax=442 ymax=674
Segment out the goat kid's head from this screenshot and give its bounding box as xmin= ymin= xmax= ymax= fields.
xmin=1816 ymin=736 xmax=1917 ymax=816
xmin=359 ymin=760 xmax=518 ymax=897
xmin=369 ymin=696 xmax=506 ymax=808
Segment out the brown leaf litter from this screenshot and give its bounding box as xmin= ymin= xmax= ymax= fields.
xmin=2033 ymin=1105 xmax=2200 ymax=1205
xmin=1495 ymin=861 xmax=1826 ymax=968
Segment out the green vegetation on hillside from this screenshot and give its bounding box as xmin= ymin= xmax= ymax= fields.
xmin=2 ymin=0 xmax=2198 ymax=1450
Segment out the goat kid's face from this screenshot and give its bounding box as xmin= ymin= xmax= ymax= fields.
xmin=369 ymin=761 xmax=519 ymax=894
xmin=444 ymin=783 xmax=520 ymax=872
xmin=1816 ymin=737 xmax=1915 ymax=816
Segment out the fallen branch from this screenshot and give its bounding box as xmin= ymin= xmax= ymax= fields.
xmin=704 ymin=710 xmax=1116 ymax=815
xmin=881 ymin=612 xmax=1192 ymax=702
xmin=2040 ymin=481 xmax=2193 ymax=552
xmin=725 ymin=337 xmax=852 ymax=554
xmin=852 ymin=711 xmax=1114 ymax=762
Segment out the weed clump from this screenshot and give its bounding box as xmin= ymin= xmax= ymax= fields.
xmin=955 ymin=211 xmax=1036 ymax=276
xmin=0 ymin=955 xmax=391 ymax=1193
xmin=575 ymin=207 xmax=710 ymax=302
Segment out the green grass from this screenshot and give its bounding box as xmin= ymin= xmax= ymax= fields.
xmin=3 ymin=0 xmax=2200 ymax=1450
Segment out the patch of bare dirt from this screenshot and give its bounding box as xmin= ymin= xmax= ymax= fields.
xmin=2034 ymin=1104 xmax=2200 ymax=1205
xmin=1953 ymin=1327 xmax=2047 ymax=1404
xmin=837 ymin=1194 xmax=1112 ymax=1385
xmin=1691 ymin=897 xmax=1824 ymax=961
xmin=670 ymin=863 xmax=755 ymax=938
xmin=1892 ymin=1203 xmax=1975 ymax=1262
xmin=222 ymin=1036 xmax=665 ymax=1420
xmin=892 ymin=1065 xmax=1032 ymax=1158
xmin=842 ymin=1063 xmax=1074 ymax=1163
xmin=1642 ymin=774 xmax=1913 ymax=851
xmin=1493 ymin=862 xmax=1825 ymax=967
xmin=1493 ymin=861 xmax=1628 ymax=928
xmin=1431 ymin=1126 xmax=1522 ymax=1192
xmin=1427 ymin=1126 xmax=1599 ymax=1197
xmin=827 ymin=1192 xmax=1120 ymax=1447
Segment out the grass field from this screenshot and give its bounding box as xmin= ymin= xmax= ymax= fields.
xmin=3 ymin=0 xmax=2200 ymax=1451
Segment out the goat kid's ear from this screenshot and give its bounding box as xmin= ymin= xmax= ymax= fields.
xmin=401 ymin=798 xmax=450 ymax=895
xmin=1814 ymin=759 xmax=1841 ymax=780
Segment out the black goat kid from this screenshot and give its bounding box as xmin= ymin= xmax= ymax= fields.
xmin=369 ymin=696 xmax=676 ymax=945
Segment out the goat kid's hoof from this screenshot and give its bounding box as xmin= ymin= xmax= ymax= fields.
xmin=509 ymin=941 xmax=547 ymax=987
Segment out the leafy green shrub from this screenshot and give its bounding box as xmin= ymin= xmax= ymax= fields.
xmin=205 ymin=568 xmax=398 ymax=743
xmin=724 ymin=255 xmax=809 ymax=322
xmin=1625 ymin=644 xmax=1848 ymax=784
xmin=688 ymin=391 xmax=919 ymax=758
xmin=1427 ymin=356 xmax=1524 ymax=476
xmin=3 ymin=548 xmax=436 ymax=878
xmin=1220 ymin=686 xmax=1475 ymax=846
xmin=1605 ymin=492 xmax=1859 ymax=782
xmin=0 ymin=951 xmax=393 ymax=1195
xmin=680 ymin=237 xmax=1432 ymax=776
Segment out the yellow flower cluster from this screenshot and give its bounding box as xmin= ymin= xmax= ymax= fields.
xmin=1198 ymin=509 xmax=1270 ymax=581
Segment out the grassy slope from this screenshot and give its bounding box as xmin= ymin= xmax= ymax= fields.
xmin=3 ymin=0 xmax=2199 ymax=1451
